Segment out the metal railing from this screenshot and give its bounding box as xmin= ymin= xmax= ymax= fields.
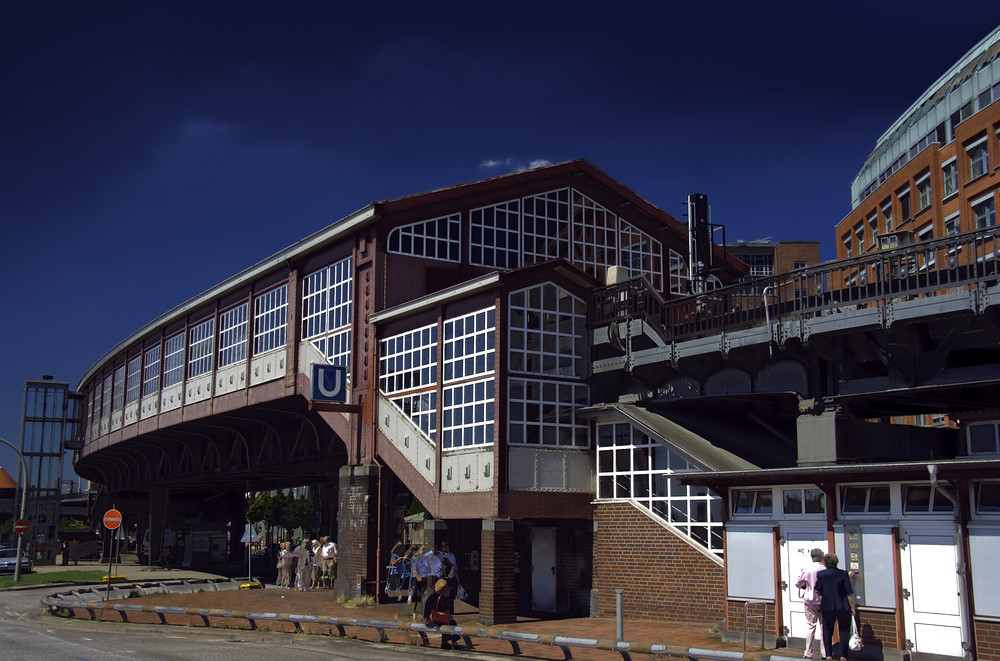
xmin=591 ymin=227 xmax=1000 ymax=344
xmin=42 ymin=580 xmax=785 ymax=661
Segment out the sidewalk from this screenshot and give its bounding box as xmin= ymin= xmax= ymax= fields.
xmin=30 ymin=558 xmax=224 ymax=584
xmin=38 ymin=562 xmax=799 ymax=660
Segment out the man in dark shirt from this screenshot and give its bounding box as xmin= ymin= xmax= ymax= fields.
xmin=814 ymin=553 xmax=857 ymax=661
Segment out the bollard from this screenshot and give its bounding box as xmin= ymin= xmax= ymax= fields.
xmin=615 ymin=588 xmax=624 ymax=642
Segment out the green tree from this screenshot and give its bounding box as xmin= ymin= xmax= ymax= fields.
xmin=282 ymin=494 xmax=314 ymax=535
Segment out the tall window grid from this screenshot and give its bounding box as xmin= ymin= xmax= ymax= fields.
xmin=387 ymin=213 xmax=461 ymax=262
xmin=443 ymin=308 xmax=495 ymax=382
xmin=188 ymin=318 xmax=215 ymax=378
xmin=112 ymin=364 xmax=125 ymax=415
xmin=302 ymin=256 xmax=353 ymax=375
xmin=620 ymin=220 xmax=664 ymax=291
xmin=572 ymin=192 xmax=617 ymax=283
xmin=253 ymin=284 xmax=288 ymax=354
xmin=470 ymin=200 xmax=520 ymax=268
xmin=101 ymin=373 xmax=113 ymax=423
xmin=379 ymin=324 xmax=438 ymax=395
xmin=596 ymin=422 xmax=723 ymax=556
xmin=125 ymin=356 xmax=142 ymax=405
xmin=88 ymin=389 xmax=98 ymax=438
xmin=669 ymin=250 xmax=688 ymax=294
xmin=218 ymin=303 xmax=248 ymax=368
xmin=391 ymin=391 xmax=437 ymax=442
xmin=442 ymin=378 xmax=495 ymax=449
xmin=162 ymin=333 xmax=185 ymax=387
xmin=466 ymin=188 xmax=665 ymax=293
xmin=508 ymin=378 xmax=588 ymax=447
xmin=508 ymin=284 xmax=586 ymax=378
xmin=522 ymin=189 xmax=570 ymax=265
xmin=142 ymin=345 xmax=161 ymax=396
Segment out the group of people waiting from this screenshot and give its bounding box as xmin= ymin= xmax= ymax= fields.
xmin=386 ymin=540 xmax=463 ymax=649
xmin=276 ymin=536 xmax=337 ymax=591
xmin=796 ymin=549 xmax=858 ymax=661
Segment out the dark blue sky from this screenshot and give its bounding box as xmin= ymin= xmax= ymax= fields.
xmin=3 ymin=2 xmax=1000 ymax=478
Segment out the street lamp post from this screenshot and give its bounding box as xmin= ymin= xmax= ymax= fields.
xmin=0 ymin=436 xmax=29 ymax=581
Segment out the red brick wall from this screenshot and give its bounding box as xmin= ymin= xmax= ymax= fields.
xmin=480 ymin=520 xmax=516 ymax=624
xmin=856 ymin=608 xmax=898 ymax=652
xmin=725 ymin=600 xmax=776 ymax=636
xmin=336 ymin=464 xmax=379 ymax=598
xmin=593 ymin=501 xmax=725 ymax=623
xmin=975 ymin=618 xmax=1000 ymax=661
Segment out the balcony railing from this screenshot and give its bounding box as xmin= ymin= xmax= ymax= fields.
xmin=591 ymin=226 xmax=1000 ymax=343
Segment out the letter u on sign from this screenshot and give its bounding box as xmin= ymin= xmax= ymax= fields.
xmin=311 ymin=364 xmax=347 ymax=402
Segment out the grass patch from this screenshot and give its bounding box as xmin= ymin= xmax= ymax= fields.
xmin=337 ymin=594 xmax=375 ymax=608
xmin=0 ymin=570 xmax=108 ymax=589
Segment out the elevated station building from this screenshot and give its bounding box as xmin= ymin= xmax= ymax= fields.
xmin=73 ymin=160 xmax=747 ymax=624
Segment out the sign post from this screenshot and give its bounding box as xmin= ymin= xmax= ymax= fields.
xmin=103 ymin=508 xmax=123 ymax=599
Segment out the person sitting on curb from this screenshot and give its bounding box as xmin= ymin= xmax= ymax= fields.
xmin=423 ymin=578 xmax=461 ymax=650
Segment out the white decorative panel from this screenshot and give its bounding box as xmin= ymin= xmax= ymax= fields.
xmin=726 ymin=526 xmax=776 ymax=599
xmin=215 ymin=361 xmax=247 ymax=396
xmin=442 ymin=448 xmax=493 ymax=493
xmin=378 ymin=392 xmax=436 ymax=486
xmin=140 ymin=393 xmax=159 ymax=419
xmin=111 ymin=409 xmax=123 ymax=432
xmin=508 ymin=447 xmax=592 ymax=492
xmin=251 ymin=347 xmax=286 ymax=386
xmin=185 ymin=373 xmax=213 ymax=404
xmin=161 ymin=383 xmax=183 ymax=412
xmin=123 ymin=401 xmax=139 ymax=427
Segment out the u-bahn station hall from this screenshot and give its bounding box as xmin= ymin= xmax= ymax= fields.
xmin=75 ymin=159 xmax=1000 ymax=659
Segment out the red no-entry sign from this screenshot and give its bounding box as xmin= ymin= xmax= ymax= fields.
xmin=13 ymin=518 xmax=29 ymax=535
xmin=103 ymin=508 xmax=122 ymax=530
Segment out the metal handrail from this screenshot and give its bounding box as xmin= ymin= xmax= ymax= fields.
xmin=591 ymin=226 xmax=1000 ymax=344
xmin=43 ymin=582 xmax=785 ymax=661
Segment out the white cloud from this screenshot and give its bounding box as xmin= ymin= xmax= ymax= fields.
xmin=479 ymin=157 xmax=552 ymax=172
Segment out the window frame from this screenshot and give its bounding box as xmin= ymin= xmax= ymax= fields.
xmin=967 ymin=136 xmax=990 ymax=180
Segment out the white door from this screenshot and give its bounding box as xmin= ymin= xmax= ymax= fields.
xmin=531 ymin=527 xmax=556 ymax=612
xmin=899 ymin=528 xmax=966 ymax=657
xmin=780 ymin=532 xmax=827 ymax=642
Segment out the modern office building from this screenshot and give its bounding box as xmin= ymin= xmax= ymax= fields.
xmin=71 ymin=159 xmax=749 ymax=624
xmin=838 ymin=26 xmax=1000 ymax=258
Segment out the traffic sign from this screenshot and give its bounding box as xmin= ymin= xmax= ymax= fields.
xmin=103 ymin=508 xmax=123 ymax=530
xmin=311 ymin=363 xmax=347 ymax=402
xmin=13 ymin=519 xmax=29 ymax=535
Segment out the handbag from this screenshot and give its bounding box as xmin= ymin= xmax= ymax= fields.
xmin=849 ymin=613 xmax=863 ymax=651
xmin=429 ymin=595 xmax=451 ymax=626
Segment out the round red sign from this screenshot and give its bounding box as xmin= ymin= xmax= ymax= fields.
xmin=103 ymin=508 xmax=123 ymax=530
xmin=13 ymin=518 xmax=30 ymax=535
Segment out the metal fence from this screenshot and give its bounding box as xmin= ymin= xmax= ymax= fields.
xmin=591 ymin=227 xmax=1000 ymax=343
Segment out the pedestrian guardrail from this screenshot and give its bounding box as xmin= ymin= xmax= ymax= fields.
xmin=41 ymin=581 xmax=790 ymax=661
xmin=591 ymin=226 xmax=1000 ymax=344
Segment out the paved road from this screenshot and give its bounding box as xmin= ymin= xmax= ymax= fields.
xmin=1 ymin=584 xmax=483 ymax=660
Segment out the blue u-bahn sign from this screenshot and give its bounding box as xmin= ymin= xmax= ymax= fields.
xmin=311 ymin=364 xmax=347 ymax=402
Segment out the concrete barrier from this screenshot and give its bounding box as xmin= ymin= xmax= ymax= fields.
xmin=41 ymin=584 xmax=796 ymax=661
